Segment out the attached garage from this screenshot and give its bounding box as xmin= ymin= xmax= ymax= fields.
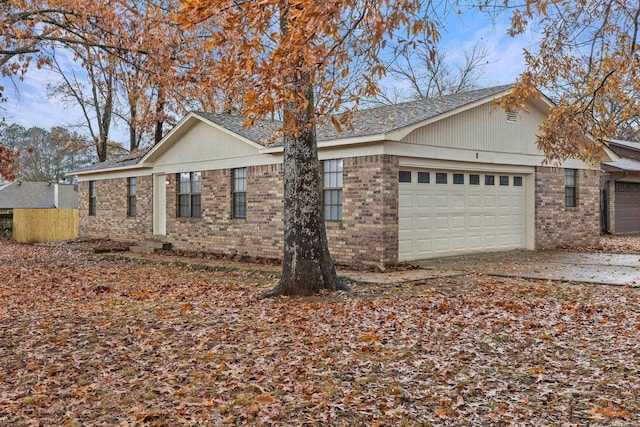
xmin=614 ymin=182 xmax=640 ymax=233
xmin=398 ymin=168 xmax=530 ymax=261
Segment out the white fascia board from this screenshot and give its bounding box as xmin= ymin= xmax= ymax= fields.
xmin=73 ymin=165 xmax=154 ymax=182
xmin=398 ymin=157 xmax=536 ymax=174
xmin=387 ymin=141 xmax=543 ymax=168
xmin=388 ymin=141 xmax=597 ymax=170
xmin=144 ymin=154 xmax=281 ymax=176
xmin=259 ymin=133 xmax=386 ymax=154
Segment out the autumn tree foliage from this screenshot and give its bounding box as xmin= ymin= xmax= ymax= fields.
xmin=0 ymin=144 xmax=19 ymax=181
xmin=502 ymin=0 xmax=640 ymax=164
xmin=181 ymin=0 xmax=437 ymax=296
xmin=1 ymin=0 xmax=231 ymax=161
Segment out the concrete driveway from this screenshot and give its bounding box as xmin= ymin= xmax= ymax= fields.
xmin=414 ymin=250 xmax=640 ymax=287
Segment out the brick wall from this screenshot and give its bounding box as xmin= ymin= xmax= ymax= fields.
xmin=326 ymin=155 xmax=398 ymax=267
xmin=535 ymin=166 xmax=600 ymax=248
xmin=78 ymin=156 xmax=398 ymax=267
xmin=78 ymin=176 xmax=153 ymax=242
xmin=165 ymin=166 xmax=285 ymax=260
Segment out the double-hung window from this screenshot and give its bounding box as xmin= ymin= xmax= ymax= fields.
xmin=233 ymin=168 xmax=247 ymax=219
xmin=178 ymin=171 xmax=202 ymax=218
xmin=565 ymin=168 xmax=577 ymax=207
xmin=127 ymin=177 xmax=137 ymax=217
xmin=323 ymin=159 xmax=343 ymax=221
xmin=89 ymin=181 xmax=97 ymax=216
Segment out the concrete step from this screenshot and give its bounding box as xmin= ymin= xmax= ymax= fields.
xmin=129 ymin=240 xmax=172 ymax=254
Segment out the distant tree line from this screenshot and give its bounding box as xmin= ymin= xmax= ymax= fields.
xmin=0 ymin=121 xmax=93 ymax=183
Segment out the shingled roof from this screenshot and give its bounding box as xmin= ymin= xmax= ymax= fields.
xmin=0 ymin=181 xmax=77 ymax=208
xmin=72 ymin=84 xmax=513 ymax=174
xmin=197 ymin=84 xmax=513 ymax=146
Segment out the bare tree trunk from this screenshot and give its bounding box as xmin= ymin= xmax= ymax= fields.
xmin=153 ymin=86 xmax=165 ymax=144
xmin=261 ymin=80 xmax=350 ymax=297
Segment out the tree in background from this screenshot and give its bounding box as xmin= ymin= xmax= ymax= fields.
xmin=1 ymin=0 xmax=231 ymax=160
xmin=503 ymin=0 xmax=640 ymax=163
xmin=181 ymin=0 xmax=439 ymax=296
xmin=0 ymin=122 xmax=92 ymax=182
xmin=374 ymin=40 xmax=491 ymax=105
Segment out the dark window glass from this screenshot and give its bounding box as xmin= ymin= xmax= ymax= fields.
xmin=399 ymin=171 xmax=412 ymax=183
xmin=513 ymin=176 xmax=523 ymax=187
xmin=485 ymin=175 xmax=495 ymax=186
xmin=178 ymin=171 xmax=202 ymax=218
xmin=470 ymin=174 xmax=480 ymax=185
xmin=500 ymin=176 xmax=509 ymax=186
xmin=453 ymin=173 xmax=464 ymax=184
xmin=436 ymin=172 xmax=447 ymax=184
xmin=323 ymin=159 xmax=343 ymax=221
xmin=417 ymin=172 xmax=430 ymax=183
xmin=89 ymin=181 xmax=97 ymax=216
xmin=233 ymin=168 xmax=247 ymax=219
xmin=565 ymin=169 xmax=577 ymax=207
xmin=127 ymin=177 xmax=137 ymax=217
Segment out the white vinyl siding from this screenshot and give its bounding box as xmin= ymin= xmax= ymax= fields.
xmin=401 ymin=102 xmax=547 ymax=156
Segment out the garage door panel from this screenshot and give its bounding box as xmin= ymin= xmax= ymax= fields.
xmin=484 ymin=215 xmax=496 ymax=226
xmin=483 ymin=195 xmax=496 ymax=208
xmin=451 ymin=195 xmax=466 ymax=208
xmin=417 ymin=217 xmax=431 ymax=229
xmin=452 ymin=216 xmax=465 ymax=228
xmin=435 ymin=216 xmax=449 ymax=229
xmin=615 ymin=183 xmax=640 ymax=233
xmin=434 ymin=195 xmax=449 ymax=208
xmin=498 ymin=195 xmax=511 ymax=208
xmin=468 ymin=195 xmax=482 ymax=207
xmin=399 ymin=169 xmax=527 ymax=261
xmin=434 ymin=237 xmax=450 ymax=251
xmin=468 ymin=215 xmax=482 ymax=228
xmin=416 ymin=195 xmax=432 ymax=209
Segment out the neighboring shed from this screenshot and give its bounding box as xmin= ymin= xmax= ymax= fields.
xmin=0 ymin=181 xmax=79 ymax=242
xmin=601 ymin=139 xmax=640 ymax=234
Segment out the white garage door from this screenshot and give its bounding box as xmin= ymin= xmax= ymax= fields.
xmin=398 ymin=169 xmax=527 ymax=261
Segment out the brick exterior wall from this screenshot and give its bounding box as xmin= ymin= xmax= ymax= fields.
xmin=165 ymin=166 xmax=285 ymax=260
xmin=78 ymin=155 xmax=399 ymax=267
xmin=78 ymin=176 xmax=153 ymax=242
xmin=78 ymin=160 xmax=601 ymax=265
xmin=534 ymin=166 xmax=600 ymax=249
xmin=325 ymin=155 xmax=398 ymax=267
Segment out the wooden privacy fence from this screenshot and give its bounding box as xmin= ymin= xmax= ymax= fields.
xmin=12 ymin=208 xmax=78 ymax=243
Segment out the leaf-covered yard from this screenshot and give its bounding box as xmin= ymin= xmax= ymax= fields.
xmin=1 ymin=240 xmax=638 ymax=426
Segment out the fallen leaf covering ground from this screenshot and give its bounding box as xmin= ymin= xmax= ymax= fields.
xmin=571 ymin=234 xmax=640 ymax=254
xmin=1 ymin=239 xmax=639 ymax=426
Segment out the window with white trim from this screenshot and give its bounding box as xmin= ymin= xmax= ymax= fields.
xmin=233 ymin=168 xmax=247 ymax=219
xmin=565 ymin=169 xmax=577 ymax=207
xmin=178 ymin=171 xmax=201 ymax=218
xmin=323 ymin=159 xmax=343 ymax=221
xmin=127 ymin=177 xmax=137 ymax=217
xmin=89 ymin=181 xmax=97 ymax=216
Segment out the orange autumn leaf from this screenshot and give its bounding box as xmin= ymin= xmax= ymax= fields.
xmin=360 ymin=333 xmax=378 ymax=341
xmin=257 ymin=394 xmax=275 ymax=404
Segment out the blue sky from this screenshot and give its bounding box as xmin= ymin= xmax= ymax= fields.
xmin=0 ymin=8 xmax=537 ymax=147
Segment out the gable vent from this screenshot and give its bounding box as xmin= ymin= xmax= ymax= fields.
xmin=506 ymin=109 xmax=518 ymax=123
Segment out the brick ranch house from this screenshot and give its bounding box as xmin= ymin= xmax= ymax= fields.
xmin=69 ymin=85 xmax=607 ymax=268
